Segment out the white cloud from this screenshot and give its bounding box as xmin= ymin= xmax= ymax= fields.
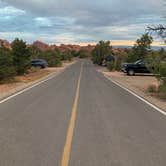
xmin=0 ymin=0 xmax=165 ymax=43
xmin=34 ymin=17 xmax=52 ymax=27
xmin=0 ymin=6 xmax=25 ymax=17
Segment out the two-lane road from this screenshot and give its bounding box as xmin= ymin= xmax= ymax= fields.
xmin=0 ymin=60 xmax=166 ymax=166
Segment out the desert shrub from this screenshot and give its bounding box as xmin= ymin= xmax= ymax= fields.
xmin=147 ymin=54 xmax=166 ymax=83
xmin=114 ymin=52 xmax=127 ymax=71
xmin=107 ymin=61 xmax=115 ymax=71
xmin=147 ymin=85 xmax=158 ymax=93
xmin=159 ymin=48 xmax=166 ymax=61
xmin=157 ymin=84 xmax=166 ymax=99
xmin=92 ymin=41 xmax=113 ymax=65
xmin=147 ymin=50 xmax=166 ymax=98
xmin=71 ymin=50 xmax=78 ymax=57
xmin=27 ymin=66 xmax=40 ymax=74
xmin=159 ymin=83 xmax=166 ymax=93
xmin=43 ymin=49 xmax=62 ymax=67
xmin=114 ymin=60 xmax=121 ymax=71
xmin=126 ymin=52 xmax=140 ymax=63
xmin=28 ymin=45 xmax=43 ymax=59
xmin=12 ymin=38 xmax=31 ymax=75
xmin=78 ymin=49 xmax=89 ymax=59
xmin=126 ymin=33 xmax=153 ymax=63
xmin=61 ymin=50 xmax=73 ymax=61
xmin=0 ymin=46 xmax=16 ymax=83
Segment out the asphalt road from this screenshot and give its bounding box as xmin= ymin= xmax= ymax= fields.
xmin=0 ymin=60 xmax=166 ymax=166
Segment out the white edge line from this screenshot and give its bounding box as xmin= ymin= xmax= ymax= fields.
xmin=104 ymin=74 xmax=166 ymax=116
xmin=0 ymin=62 xmax=75 ymax=104
xmin=0 ymin=74 xmax=57 ymax=104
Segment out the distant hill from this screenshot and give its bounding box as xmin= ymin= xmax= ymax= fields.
xmin=32 ymin=41 xmax=95 ymax=52
xmin=113 ymin=45 xmax=166 ymax=50
xmin=0 ymin=39 xmax=165 ymax=52
xmin=33 ymin=41 xmax=50 ymax=50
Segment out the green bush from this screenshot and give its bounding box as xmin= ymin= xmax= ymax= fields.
xmin=147 ymin=85 xmax=158 ymax=93
xmin=159 ymin=48 xmax=166 ymax=61
xmin=107 ymin=61 xmax=115 ymax=71
xmin=132 ymin=33 xmax=153 ymax=59
xmin=92 ymin=41 xmax=113 ymax=65
xmin=157 ymin=84 xmax=166 ymax=99
xmin=0 ymin=46 xmax=16 ymax=83
xmin=78 ymin=49 xmax=89 ymax=59
xmin=147 ymin=49 xmax=166 ymax=97
xmin=12 ymin=38 xmax=31 ymax=75
xmin=157 ymin=63 xmax=166 ymax=84
xmin=28 ymin=45 xmax=43 ymax=59
xmin=126 ymin=52 xmax=139 ymax=63
xmin=61 ymin=50 xmax=73 ymax=61
xmin=43 ymin=49 xmax=62 ymax=67
xmin=28 ymin=66 xmax=40 ymax=74
xmin=114 ymin=52 xmax=127 ymax=71
xmin=126 ymin=33 xmax=153 ymax=63
xmin=159 ymin=83 xmax=166 ymax=93
xmin=71 ymin=50 xmax=78 ymax=57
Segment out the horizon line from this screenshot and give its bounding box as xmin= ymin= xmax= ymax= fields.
xmin=1 ymin=39 xmax=165 ymax=47
xmin=46 ymin=40 xmax=166 ymax=47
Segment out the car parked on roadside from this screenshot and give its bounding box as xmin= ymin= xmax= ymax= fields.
xmin=121 ymin=59 xmax=151 ymax=76
xmin=31 ymin=59 xmax=48 ymax=68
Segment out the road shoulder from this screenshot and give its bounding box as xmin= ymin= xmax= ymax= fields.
xmin=0 ymin=61 xmax=75 ymax=101
xmin=98 ymin=69 xmax=166 ymax=112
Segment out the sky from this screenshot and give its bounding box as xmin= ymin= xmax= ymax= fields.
xmin=0 ymin=0 xmax=165 ymax=45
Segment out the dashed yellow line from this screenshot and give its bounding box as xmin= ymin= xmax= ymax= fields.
xmin=61 ymin=63 xmax=83 ymax=166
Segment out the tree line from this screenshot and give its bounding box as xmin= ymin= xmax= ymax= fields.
xmin=1 ymin=35 xmax=166 ymax=97
xmin=0 ymin=38 xmax=78 ymax=83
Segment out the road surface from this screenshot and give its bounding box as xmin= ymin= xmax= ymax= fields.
xmin=0 ymin=60 xmax=166 ymax=166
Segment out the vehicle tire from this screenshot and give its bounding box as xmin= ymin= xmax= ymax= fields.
xmin=40 ymin=65 xmax=45 ymax=69
xmin=127 ymin=69 xmax=135 ymax=76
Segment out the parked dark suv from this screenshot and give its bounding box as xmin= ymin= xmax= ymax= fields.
xmin=121 ymin=59 xmax=150 ymax=76
xmin=31 ymin=59 xmax=48 ymax=68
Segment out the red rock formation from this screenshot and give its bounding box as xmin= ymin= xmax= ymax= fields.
xmin=0 ymin=40 xmax=11 ymax=49
xmin=0 ymin=39 xmax=130 ymax=56
xmin=50 ymin=44 xmax=82 ymax=52
xmin=33 ymin=41 xmax=49 ymax=50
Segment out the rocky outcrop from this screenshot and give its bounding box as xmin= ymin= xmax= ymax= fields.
xmin=0 ymin=40 xmax=11 ymax=49
xmin=0 ymin=39 xmax=130 ymax=55
xmin=33 ymin=41 xmax=50 ymax=50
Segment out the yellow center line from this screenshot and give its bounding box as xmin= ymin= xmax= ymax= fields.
xmin=61 ymin=62 xmax=83 ymax=166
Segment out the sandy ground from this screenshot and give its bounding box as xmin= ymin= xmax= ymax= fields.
xmin=98 ymin=68 xmax=166 ymax=112
xmin=0 ymin=61 xmax=75 ymax=100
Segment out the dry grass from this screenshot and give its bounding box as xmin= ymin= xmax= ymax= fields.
xmin=0 ymin=60 xmax=75 ymax=99
xmin=15 ymin=69 xmax=52 ymax=83
xmin=0 ymin=68 xmax=51 ymax=95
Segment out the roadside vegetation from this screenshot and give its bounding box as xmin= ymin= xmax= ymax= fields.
xmin=1 ymin=31 xmax=166 ymax=99
xmin=0 ymin=46 xmax=16 ymax=83
xmin=0 ymin=38 xmax=75 ymax=84
xmin=77 ymin=49 xmax=91 ymax=59
xmin=147 ymin=49 xmax=166 ymax=99
xmin=146 ymin=24 xmax=166 ymax=99
xmin=92 ymin=41 xmax=113 ymax=65
xmin=12 ymin=38 xmax=31 ymax=75
xmin=91 ymin=32 xmax=166 ymax=99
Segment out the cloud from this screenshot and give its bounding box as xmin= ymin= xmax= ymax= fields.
xmin=3 ymin=0 xmax=164 ymax=25
xmin=0 ymin=5 xmax=25 ymax=17
xmin=0 ymin=0 xmax=165 ymax=43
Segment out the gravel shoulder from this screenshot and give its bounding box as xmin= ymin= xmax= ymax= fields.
xmin=0 ymin=61 xmax=75 ymax=101
xmin=98 ymin=68 xmax=166 ymax=112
